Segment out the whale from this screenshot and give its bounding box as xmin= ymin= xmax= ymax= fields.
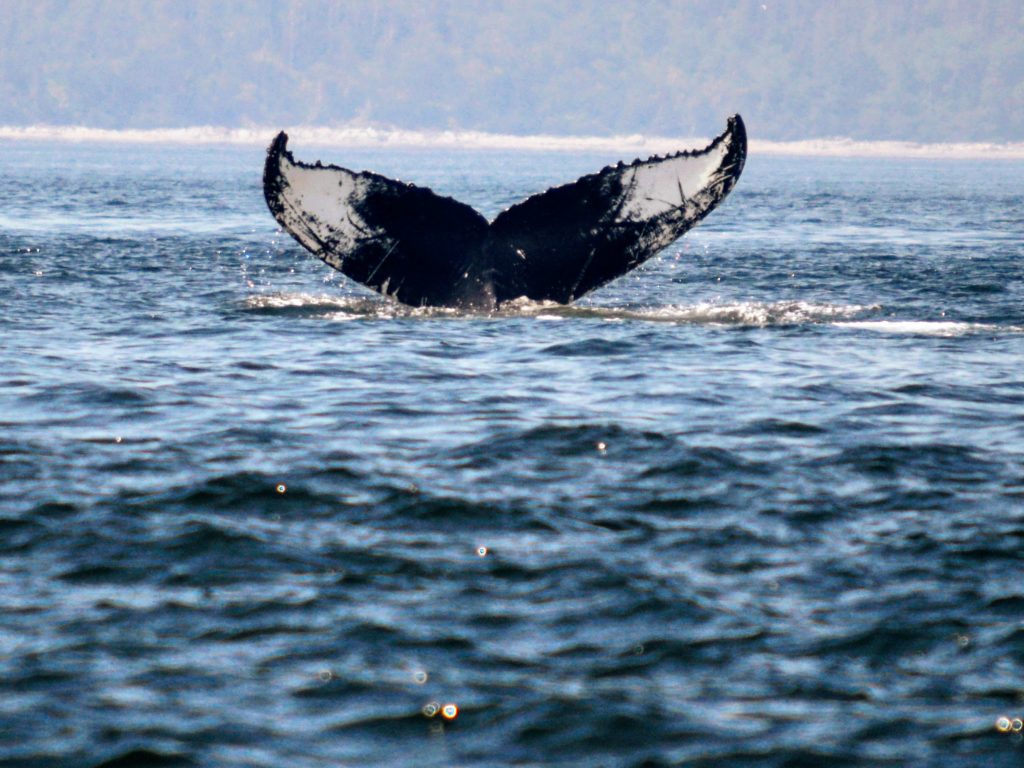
xmin=263 ymin=115 xmax=746 ymax=309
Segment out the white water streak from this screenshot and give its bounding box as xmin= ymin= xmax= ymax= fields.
xmin=2 ymin=124 xmax=1023 ymax=160
xmin=833 ymin=321 xmax=1024 ymax=336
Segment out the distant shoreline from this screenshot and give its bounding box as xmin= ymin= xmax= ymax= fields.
xmin=1 ymin=124 xmax=1022 ymax=160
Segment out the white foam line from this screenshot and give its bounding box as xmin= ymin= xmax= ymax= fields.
xmin=1 ymin=124 xmax=1023 ymax=160
xmin=242 ymin=296 xmax=1024 ymax=334
xmin=833 ymin=320 xmax=1024 ymax=336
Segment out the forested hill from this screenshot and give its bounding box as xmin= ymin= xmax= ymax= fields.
xmin=1 ymin=0 xmax=1021 ymax=141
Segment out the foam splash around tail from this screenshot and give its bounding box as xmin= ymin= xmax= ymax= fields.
xmin=243 ymin=293 xmax=880 ymax=326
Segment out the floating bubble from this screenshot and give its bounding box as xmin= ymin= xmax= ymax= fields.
xmin=997 ymin=717 xmax=1011 ymax=732
xmin=114 ymin=436 xmax=123 ymax=444
xmin=276 ymin=484 xmax=287 ymax=494
xmin=422 ymin=701 xmax=440 ymax=718
xmin=318 ymin=669 xmax=332 ymax=682
xmin=477 ymin=546 xmax=488 ymax=557
xmin=596 ymin=441 xmax=607 ymax=452
xmin=413 ymin=670 xmax=428 ymax=684
xmin=1014 ymin=718 xmax=1023 ymax=732
xmin=441 ymin=703 xmax=458 ymax=720
xmin=956 ymin=634 xmax=970 ymax=648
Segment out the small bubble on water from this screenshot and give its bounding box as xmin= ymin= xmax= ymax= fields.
xmin=441 ymin=703 xmax=459 ymax=720
xmin=114 ymin=436 xmax=122 ymax=444
xmin=956 ymin=633 xmax=970 ymax=648
xmin=477 ymin=546 xmax=488 ymax=557
xmin=276 ymin=484 xmax=287 ymax=494
xmin=422 ymin=701 xmax=440 ymax=717
xmin=596 ymin=441 xmax=607 ymax=452
xmin=997 ymin=716 xmax=1012 ymax=732
xmin=413 ymin=670 xmax=428 ymax=684
xmin=1014 ymin=718 xmax=1024 ymax=733
xmin=318 ymin=669 xmax=333 ymax=682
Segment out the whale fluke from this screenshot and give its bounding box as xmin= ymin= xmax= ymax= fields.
xmin=264 ymin=115 xmax=746 ymax=309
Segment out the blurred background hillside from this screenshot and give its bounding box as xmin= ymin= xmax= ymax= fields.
xmin=1 ymin=0 xmax=1021 ymax=141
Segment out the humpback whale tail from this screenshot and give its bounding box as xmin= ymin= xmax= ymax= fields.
xmin=264 ymin=115 xmax=746 ymax=309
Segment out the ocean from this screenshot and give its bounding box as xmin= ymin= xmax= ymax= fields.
xmin=1 ymin=135 xmax=1023 ymax=767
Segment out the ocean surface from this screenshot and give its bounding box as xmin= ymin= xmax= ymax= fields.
xmin=2 ymin=137 xmax=1023 ymax=767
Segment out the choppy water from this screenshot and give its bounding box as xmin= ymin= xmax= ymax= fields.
xmin=2 ymin=140 xmax=1024 ymax=767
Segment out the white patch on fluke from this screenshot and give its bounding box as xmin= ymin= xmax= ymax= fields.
xmin=617 ymin=141 xmax=730 ymax=221
xmin=274 ymin=154 xmax=391 ymax=265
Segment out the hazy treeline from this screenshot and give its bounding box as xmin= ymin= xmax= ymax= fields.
xmin=1 ymin=0 xmax=1021 ymax=141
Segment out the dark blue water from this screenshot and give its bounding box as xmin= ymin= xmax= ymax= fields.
xmin=2 ymin=140 xmax=1024 ymax=767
